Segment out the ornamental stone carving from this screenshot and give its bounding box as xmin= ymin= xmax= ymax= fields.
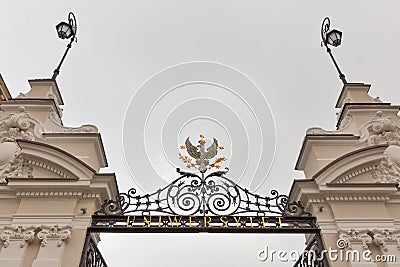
xmin=37 ymin=225 xmax=71 ymax=247
xmin=48 ymin=110 xmax=62 ymax=125
xmin=0 ymin=142 xmax=32 ymax=183
xmin=360 ymin=111 xmax=400 ymax=146
xmin=47 ymin=110 xmax=98 ymax=133
xmin=338 ymin=229 xmax=372 ymax=250
xmin=0 ymin=106 xmax=34 ymax=142
xmin=372 ymin=145 xmax=400 ymax=183
xmin=306 ymin=114 xmax=353 ymax=135
xmin=3 ymin=151 xmax=33 ymax=179
xmin=63 ymin=125 xmax=98 ymax=133
xmin=371 ymin=229 xmax=400 ymax=252
xmin=0 ymin=225 xmax=35 ymax=248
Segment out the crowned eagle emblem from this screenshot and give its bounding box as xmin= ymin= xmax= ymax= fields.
xmin=179 ymin=135 xmax=226 ymax=173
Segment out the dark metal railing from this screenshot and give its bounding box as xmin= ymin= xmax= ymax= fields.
xmin=293 ymin=233 xmax=330 ymax=267
xmin=79 ymin=233 xmax=108 ymax=267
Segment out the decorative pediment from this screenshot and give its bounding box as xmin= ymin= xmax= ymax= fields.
xmin=16 ymin=140 xmax=94 ymax=179
xmin=332 ymin=163 xmax=378 ymax=184
xmin=1 ymin=151 xmax=77 ymax=181
xmin=316 ymin=144 xmax=400 ymax=184
xmin=0 ymin=139 xmax=100 ymax=182
xmin=312 ymin=145 xmax=387 ymax=185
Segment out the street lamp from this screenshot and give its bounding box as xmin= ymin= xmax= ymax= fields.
xmin=321 ymin=17 xmax=347 ymax=84
xmin=52 ymin=12 xmax=77 ymax=80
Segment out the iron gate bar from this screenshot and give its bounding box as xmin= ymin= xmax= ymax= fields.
xmin=293 ymin=233 xmax=330 ymax=267
xmin=79 ymin=233 xmax=108 ymax=267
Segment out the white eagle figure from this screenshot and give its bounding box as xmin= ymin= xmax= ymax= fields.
xmin=185 ymin=136 xmax=219 ymax=173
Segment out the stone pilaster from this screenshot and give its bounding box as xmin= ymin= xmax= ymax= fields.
xmin=0 ymin=225 xmax=35 ymax=267
xmin=371 ymin=229 xmax=400 ymax=267
xmin=32 ymin=225 xmax=71 ymax=267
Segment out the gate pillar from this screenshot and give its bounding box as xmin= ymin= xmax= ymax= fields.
xmin=0 ymin=78 xmax=118 ymax=266
xmin=290 ymin=83 xmax=400 ymax=266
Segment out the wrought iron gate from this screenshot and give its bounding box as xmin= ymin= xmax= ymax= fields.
xmin=80 ymin=168 xmax=329 ymax=267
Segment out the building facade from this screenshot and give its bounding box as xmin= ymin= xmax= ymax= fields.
xmin=1 ymin=73 xmax=400 ymax=266
xmin=0 ymin=75 xmax=118 ymax=267
xmin=290 ymin=83 xmax=400 ymax=266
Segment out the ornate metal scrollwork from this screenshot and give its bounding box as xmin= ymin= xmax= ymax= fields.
xmin=293 ymin=234 xmax=328 ymax=267
xmin=96 ymin=168 xmax=310 ymax=217
xmin=80 ymin=235 xmax=108 ymax=267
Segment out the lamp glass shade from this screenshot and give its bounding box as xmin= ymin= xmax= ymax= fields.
xmin=326 ymin=29 xmax=342 ymax=47
xmin=56 ymin=22 xmax=73 ymax=39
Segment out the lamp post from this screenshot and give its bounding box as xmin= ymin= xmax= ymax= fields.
xmin=52 ymin=12 xmax=77 ymax=80
xmin=321 ymin=17 xmax=347 ymax=84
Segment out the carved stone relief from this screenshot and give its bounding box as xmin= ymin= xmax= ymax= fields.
xmin=338 ymin=229 xmax=372 ymax=250
xmin=0 ymin=106 xmax=34 ymax=142
xmin=0 ymin=225 xmax=35 ymax=248
xmin=371 ymin=229 xmax=400 ymax=252
xmin=359 ymin=111 xmax=400 ymax=146
xmin=306 ymin=114 xmax=353 ymax=135
xmin=3 ymin=151 xmax=33 ymax=179
xmin=46 ymin=110 xmax=98 ymax=133
xmin=37 ymin=225 xmax=71 ymax=247
xmin=372 ymin=145 xmax=400 ymax=183
xmin=339 ymin=228 xmax=400 ymax=252
xmin=0 ymin=225 xmax=72 ymax=249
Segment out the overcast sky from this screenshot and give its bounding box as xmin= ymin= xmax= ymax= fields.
xmin=2 ymin=1 xmax=400 ymax=266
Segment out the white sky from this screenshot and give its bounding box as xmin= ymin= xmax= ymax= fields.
xmin=1 ymin=1 xmax=400 ymax=266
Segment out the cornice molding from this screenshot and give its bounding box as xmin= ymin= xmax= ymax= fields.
xmin=16 ymin=140 xmax=96 ymax=178
xmin=333 ymin=164 xmax=377 ymax=184
xmin=312 ymin=145 xmax=387 ymax=183
xmin=16 ymin=191 xmax=83 ymax=198
xmin=325 ymin=195 xmax=390 ymax=202
xmin=27 ymin=156 xmax=75 ymax=179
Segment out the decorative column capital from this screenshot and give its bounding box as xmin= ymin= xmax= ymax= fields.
xmin=0 ymin=225 xmax=35 ymax=248
xmin=370 ymin=229 xmax=400 ymax=251
xmin=338 ymin=228 xmax=372 ymax=250
xmin=37 ymin=225 xmax=71 ymax=247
